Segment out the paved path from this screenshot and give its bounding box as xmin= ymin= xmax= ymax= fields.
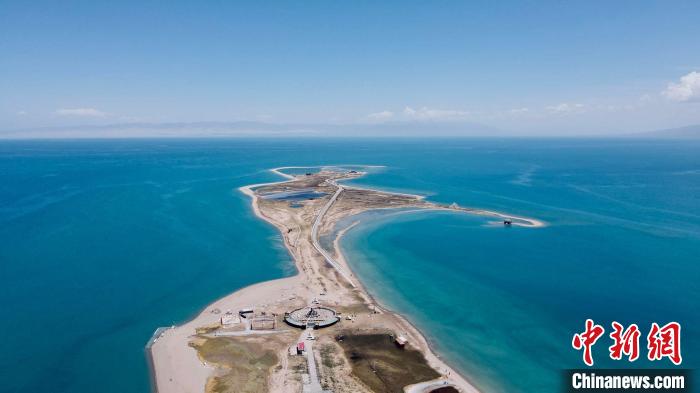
xmin=300 ymin=328 xmax=325 ymax=393
xmin=310 ymin=180 xmax=356 ymax=288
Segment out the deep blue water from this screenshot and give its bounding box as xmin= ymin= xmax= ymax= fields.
xmin=0 ymin=138 xmax=698 ymax=393
xmin=339 ymin=140 xmax=700 ymax=392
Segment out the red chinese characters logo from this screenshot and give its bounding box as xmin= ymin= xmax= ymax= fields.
xmin=647 ymin=322 xmax=682 ymax=365
xmin=572 ymin=320 xmax=682 ymax=366
xmin=572 ymin=319 xmax=605 ymax=366
xmin=609 ymin=322 xmax=640 ymax=362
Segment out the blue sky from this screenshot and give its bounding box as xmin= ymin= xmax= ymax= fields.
xmin=1 ymin=1 xmax=699 ymax=135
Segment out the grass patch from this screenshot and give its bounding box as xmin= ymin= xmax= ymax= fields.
xmin=196 ymin=324 xmax=221 ymax=335
xmin=320 ymin=344 xmax=342 ymax=369
xmin=191 ymin=337 xmax=279 ymax=393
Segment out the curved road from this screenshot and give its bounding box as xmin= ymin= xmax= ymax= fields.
xmin=310 ymin=180 xmax=356 ymax=288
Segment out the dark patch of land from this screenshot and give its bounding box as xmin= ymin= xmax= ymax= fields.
xmin=336 ymin=332 xmax=440 ymax=393
xmin=257 ymin=173 xmax=335 ymax=194
xmin=429 ymin=387 xmax=460 ymax=393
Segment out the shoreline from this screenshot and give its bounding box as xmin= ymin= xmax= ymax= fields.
xmin=329 ymin=210 xmax=479 ymax=388
xmin=149 ymin=166 xmax=543 ymax=393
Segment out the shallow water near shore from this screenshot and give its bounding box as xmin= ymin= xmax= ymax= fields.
xmin=1 ymin=138 xmax=699 ymax=393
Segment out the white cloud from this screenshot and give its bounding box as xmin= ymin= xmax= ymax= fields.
xmin=364 ymin=106 xmax=471 ymax=122
xmin=367 ymin=110 xmax=394 ymax=121
xmin=54 ymin=108 xmax=107 ymax=117
xmin=17 ymin=110 xmax=27 ymax=116
xmin=545 ymin=103 xmax=585 ymax=114
xmin=663 ymin=71 xmax=700 ymax=102
xmin=509 ymin=107 xmax=529 ymax=115
xmin=402 ymin=106 xmax=469 ymax=120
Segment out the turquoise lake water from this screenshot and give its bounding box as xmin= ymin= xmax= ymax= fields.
xmin=1 ymin=138 xmax=698 ymax=393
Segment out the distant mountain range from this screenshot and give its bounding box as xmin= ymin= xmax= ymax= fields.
xmin=633 ymin=124 xmax=700 ymax=138
xmin=2 ymin=121 xmax=700 ymax=139
xmin=0 ymin=120 xmax=505 ymax=139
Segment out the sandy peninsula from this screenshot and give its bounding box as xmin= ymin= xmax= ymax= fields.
xmin=149 ymin=166 xmax=543 ymax=393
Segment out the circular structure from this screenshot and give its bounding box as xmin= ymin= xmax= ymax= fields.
xmin=285 ymin=306 xmax=339 ymax=329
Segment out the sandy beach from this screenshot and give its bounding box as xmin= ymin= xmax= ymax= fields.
xmin=149 ymin=166 xmax=543 ymax=393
